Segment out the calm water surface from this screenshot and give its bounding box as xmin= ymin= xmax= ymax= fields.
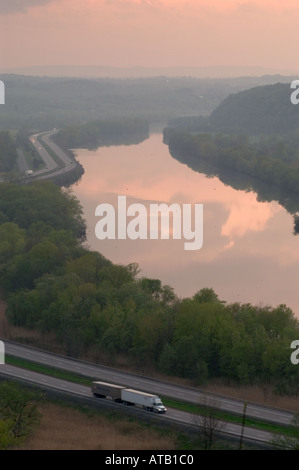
xmin=71 ymin=133 xmax=299 ymax=317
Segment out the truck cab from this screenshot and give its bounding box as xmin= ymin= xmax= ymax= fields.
xmin=153 ymin=399 xmax=167 ymax=414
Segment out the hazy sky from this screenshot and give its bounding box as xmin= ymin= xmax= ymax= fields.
xmin=0 ymin=0 xmax=298 ymax=72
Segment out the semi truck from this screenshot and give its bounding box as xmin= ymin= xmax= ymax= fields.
xmin=92 ymin=381 xmax=167 ymax=414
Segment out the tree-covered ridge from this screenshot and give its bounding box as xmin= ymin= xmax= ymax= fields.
xmin=0 ymin=74 xmax=237 ymax=131
xmin=2 ymin=74 xmax=296 ymax=132
xmin=0 ymin=182 xmax=299 ymax=394
xmin=54 ymin=117 xmax=150 ymax=150
xmin=209 ymin=83 xmax=299 ymax=135
xmin=163 ymin=128 xmax=299 ymax=228
xmin=0 ymin=132 xmax=18 ymax=172
xmin=163 ymin=82 xmax=299 ymax=231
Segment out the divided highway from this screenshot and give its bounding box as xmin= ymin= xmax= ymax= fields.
xmin=4 ymin=341 xmax=294 ymax=426
xmin=0 ymin=340 xmax=295 ymax=447
xmin=0 ymin=360 xmax=276 ymax=446
xmin=21 ymin=130 xmax=78 ymax=180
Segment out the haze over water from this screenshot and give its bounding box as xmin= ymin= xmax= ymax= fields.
xmin=71 ymin=133 xmax=299 ymax=317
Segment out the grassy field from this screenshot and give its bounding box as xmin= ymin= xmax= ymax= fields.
xmin=14 ymin=398 xmax=259 ymax=450
xmin=15 ymin=401 xmax=179 ymax=450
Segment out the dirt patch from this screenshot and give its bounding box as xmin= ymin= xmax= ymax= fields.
xmin=16 ymin=402 xmax=176 ymax=450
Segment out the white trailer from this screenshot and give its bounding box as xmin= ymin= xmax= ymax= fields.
xmin=121 ymin=388 xmax=167 ymax=414
xmin=92 ymin=381 xmax=167 ymax=414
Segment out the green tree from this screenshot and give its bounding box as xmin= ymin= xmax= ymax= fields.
xmin=0 ymin=222 xmax=25 ymax=264
xmin=0 ymin=420 xmax=15 ymax=450
xmin=193 ymin=287 xmax=222 ymax=304
xmin=0 ymin=381 xmax=42 ymax=442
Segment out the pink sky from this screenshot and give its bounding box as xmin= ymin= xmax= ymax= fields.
xmin=0 ymin=0 xmax=298 ymax=72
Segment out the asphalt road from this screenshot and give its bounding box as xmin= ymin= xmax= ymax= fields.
xmin=3 ymin=341 xmax=295 ymax=428
xmin=0 ymin=361 xmax=277 ymax=446
xmin=16 ymin=148 xmax=29 ymax=173
xmin=29 ymin=132 xmax=58 ymax=174
xmin=22 ymin=130 xmax=78 ymax=180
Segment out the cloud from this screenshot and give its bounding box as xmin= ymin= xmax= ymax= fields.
xmin=0 ymin=0 xmax=54 ymax=15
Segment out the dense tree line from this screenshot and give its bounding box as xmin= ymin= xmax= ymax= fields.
xmin=209 ymin=83 xmax=299 ymax=135
xmin=164 ymin=128 xmax=299 ymax=219
xmin=54 ymin=117 xmax=150 ymax=150
xmin=1 ymin=182 xmax=299 ymax=394
xmin=0 ymin=131 xmax=18 ymax=172
xmin=0 ymin=181 xmax=86 ymax=239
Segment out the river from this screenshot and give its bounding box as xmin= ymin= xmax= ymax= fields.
xmin=71 ymin=132 xmax=299 ymax=317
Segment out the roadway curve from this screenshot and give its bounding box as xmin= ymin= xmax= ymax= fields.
xmin=2 ymin=341 xmax=295 ymax=429
xmin=25 ymin=130 xmax=78 ymax=180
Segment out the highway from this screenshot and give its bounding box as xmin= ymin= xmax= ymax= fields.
xmin=2 ymin=341 xmax=295 ymax=430
xmin=28 ymin=131 xmax=58 ymax=174
xmin=0 ymin=361 xmax=277 ymax=447
xmin=21 ymin=130 xmax=78 ymax=180
xmin=16 ymin=148 xmax=30 ymax=173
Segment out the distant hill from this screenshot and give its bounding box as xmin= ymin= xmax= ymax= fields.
xmin=0 ymin=65 xmax=297 ymax=78
xmin=209 ymin=82 xmax=299 ymax=135
xmin=1 ymin=74 xmax=297 ymax=132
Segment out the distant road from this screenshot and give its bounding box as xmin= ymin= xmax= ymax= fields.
xmin=16 ymin=148 xmax=29 ymax=173
xmin=20 ymin=130 xmax=78 ymax=180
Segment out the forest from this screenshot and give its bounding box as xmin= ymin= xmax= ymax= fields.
xmin=0 ymin=181 xmax=299 ymax=395
xmin=0 ymin=74 xmax=295 ymax=132
xmin=208 ymin=82 xmax=299 ymax=135
xmin=0 ymin=132 xmax=18 ymax=172
xmin=163 ymin=82 xmax=299 ymax=231
xmin=163 ymin=129 xmax=299 ymax=196
xmin=163 ymin=130 xmax=299 ymax=233
xmin=54 ymin=117 xmax=149 ymax=150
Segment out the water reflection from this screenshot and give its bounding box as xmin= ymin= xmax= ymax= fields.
xmin=71 ymin=133 xmax=299 ymax=317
